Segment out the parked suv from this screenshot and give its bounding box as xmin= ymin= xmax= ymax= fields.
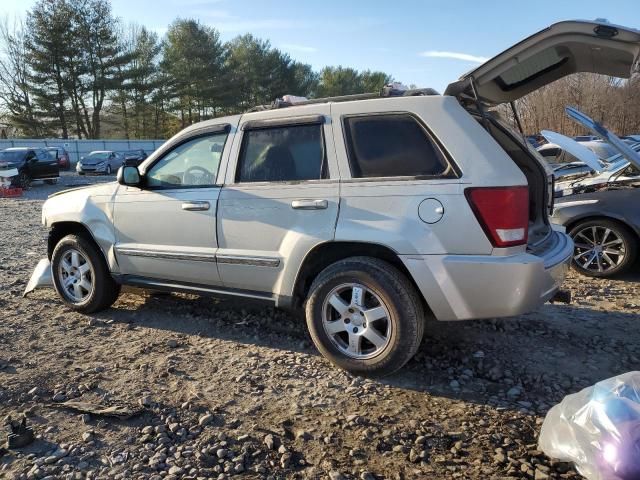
xmin=27 ymin=21 xmax=640 ymax=375
xmin=0 ymin=147 xmax=59 ymax=188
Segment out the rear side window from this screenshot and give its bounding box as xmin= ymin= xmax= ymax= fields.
xmin=343 ymin=113 xmax=450 ymax=178
xmin=237 ymin=124 xmax=326 ymax=183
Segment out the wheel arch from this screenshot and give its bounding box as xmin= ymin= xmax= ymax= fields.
xmin=565 ymin=214 xmax=640 ymax=241
xmin=291 ymin=241 xmax=425 ymax=310
xmin=48 ymin=221 xmax=107 ymax=263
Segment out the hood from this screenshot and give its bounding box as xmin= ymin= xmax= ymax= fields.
xmin=445 ymin=20 xmax=640 ymax=105
xmin=81 ymin=157 xmax=107 ymax=166
xmin=47 ymin=181 xmax=118 ymax=199
xmin=565 ymin=106 xmax=640 ymax=171
xmin=540 ymin=130 xmax=605 ymax=173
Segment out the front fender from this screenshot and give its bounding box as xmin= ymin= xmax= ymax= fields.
xmin=43 ymin=183 xmax=120 ymax=272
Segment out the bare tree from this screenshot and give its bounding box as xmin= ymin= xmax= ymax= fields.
xmin=0 ymin=16 xmax=42 ymax=136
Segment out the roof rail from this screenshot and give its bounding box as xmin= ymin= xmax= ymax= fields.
xmin=246 ymin=86 xmax=440 ymax=113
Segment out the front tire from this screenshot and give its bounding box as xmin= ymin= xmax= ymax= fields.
xmin=305 ymin=257 xmax=424 ymax=376
xmin=569 ymin=219 xmax=637 ymax=277
xmin=51 ymin=234 xmax=120 ymax=313
xmin=14 ymin=170 xmax=31 ymax=189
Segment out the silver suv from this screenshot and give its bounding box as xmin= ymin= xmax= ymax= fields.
xmin=27 ymin=21 xmax=640 ymax=375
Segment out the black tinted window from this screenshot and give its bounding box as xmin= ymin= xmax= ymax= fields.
xmin=237 ymin=124 xmax=325 ymax=182
xmin=343 ymin=114 xmax=449 ymax=178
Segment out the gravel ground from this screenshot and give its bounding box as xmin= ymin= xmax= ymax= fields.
xmin=1 ymin=173 xmax=639 ymax=480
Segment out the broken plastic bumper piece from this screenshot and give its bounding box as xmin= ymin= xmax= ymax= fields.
xmin=23 ymin=258 xmax=53 ymax=297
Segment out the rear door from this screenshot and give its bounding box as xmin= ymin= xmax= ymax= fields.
xmin=445 ymin=20 xmax=640 ymax=104
xmin=217 ymin=105 xmax=339 ymax=294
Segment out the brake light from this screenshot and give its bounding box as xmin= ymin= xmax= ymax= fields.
xmin=465 ymin=186 xmax=529 ymax=248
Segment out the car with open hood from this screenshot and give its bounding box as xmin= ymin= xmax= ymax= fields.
xmin=546 ymin=108 xmax=640 ymax=277
xmin=542 ymin=107 xmax=640 ymax=197
xmin=537 ymin=135 xmax=617 ymax=179
xmin=25 ymin=20 xmax=640 ymax=375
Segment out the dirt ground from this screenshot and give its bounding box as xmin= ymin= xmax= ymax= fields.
xmin=1 ymin=173 xmax=639 ymax=480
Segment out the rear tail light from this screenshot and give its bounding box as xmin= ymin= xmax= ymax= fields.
xmin=465 ymin=186 xmax=529 ymax=248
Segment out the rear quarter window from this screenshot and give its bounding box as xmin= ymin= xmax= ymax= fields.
xmin=343 ymin=113 xmax=452 ymax=179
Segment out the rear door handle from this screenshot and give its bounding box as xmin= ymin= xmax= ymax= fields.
xmin=182 ymin=201 xmax=210 ymax=211
xmin=291 ymin=199 xmax=328 ymax=210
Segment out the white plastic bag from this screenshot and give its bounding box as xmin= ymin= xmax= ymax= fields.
xmin=539 ymin=372 xmax=640 ymax=480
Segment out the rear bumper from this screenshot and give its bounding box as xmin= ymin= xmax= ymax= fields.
xmin=401 ymin=230 xmax=573 ymax=321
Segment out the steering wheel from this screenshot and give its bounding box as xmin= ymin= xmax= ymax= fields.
xmin=183 ymin=165 xmax=212 ymax=185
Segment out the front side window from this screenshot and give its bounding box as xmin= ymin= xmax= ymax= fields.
xmin=236 ymin=124 xmax=325 ymax=183
xmin=343 ymin=113 xmax=451 ymax=178
xmin=146 ymin=133 xmax=227 ymax=188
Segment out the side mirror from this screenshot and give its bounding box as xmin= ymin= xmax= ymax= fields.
xmin=117 ymin=165 xmax=141 ymax=186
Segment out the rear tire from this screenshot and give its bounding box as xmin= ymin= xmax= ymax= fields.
xmin=305 ymin=257 xmax=424 ymax=376
xmin=569 ymin=219 xmax=637 ymax=277
xmin=51 ymin=234 xmax=120 ymax=313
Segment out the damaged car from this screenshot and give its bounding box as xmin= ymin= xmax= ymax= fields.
xmin=26 ymin=19 xmax=640 ymax=374
xmin=537 ymin=134 xmax=617 ymax=179
xmin=551 ymin=108 xmax=640 ymax=277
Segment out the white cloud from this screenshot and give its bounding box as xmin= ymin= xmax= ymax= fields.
xmin=281 ymin=43 xmax=318 ymax=53
xmin=419 ymin=50 xmax=489 ymax=63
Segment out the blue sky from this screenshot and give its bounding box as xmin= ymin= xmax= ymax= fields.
xmin=4 ymin=0 xmax=640 ymax=92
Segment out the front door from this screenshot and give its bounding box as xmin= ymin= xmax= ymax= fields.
xmin=31 ymin=149 xmax=58 ymax=179
xmin=113 ymin=126 xmax=232 ymax=286
xmin=217 ymin=105 xmax=340 ymax=294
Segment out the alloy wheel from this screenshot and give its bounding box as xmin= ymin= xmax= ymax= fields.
xmin=572 ymin=225 xmax=626 ymax=274
xmin=57 ymin=249 xmax=95 ymax=303
xmin=321 ymin=283 xmax=392 ymax=360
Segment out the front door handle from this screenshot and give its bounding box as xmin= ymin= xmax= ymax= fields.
xmin=182 ymin=201 xmax=210 ymax=211
xmin=291 ymin=199 xmax=328 ymax=210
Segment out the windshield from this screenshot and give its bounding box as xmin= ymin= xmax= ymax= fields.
xmin=86 ymin=152 xmax=110 ymax=160
xmin=586 ymin=143 xmax=617 ymax=160
xmin=0 ymin=150 xmax=26 ymax=161
xmin=602 ymin=142 xmax=640 ymax=172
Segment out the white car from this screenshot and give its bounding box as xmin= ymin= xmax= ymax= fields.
xmin=538 ymin=139 xmax=617 ymax=178
xmin=27 ymin=19 xmax=640 ymax=375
